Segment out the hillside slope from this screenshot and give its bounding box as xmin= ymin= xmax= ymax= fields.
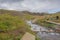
xmin=0 ymin=9 xmax=35 ymax=40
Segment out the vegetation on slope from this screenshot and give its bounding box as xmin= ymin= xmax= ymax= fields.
xmin=0 ymin=14 xmax=26 ymax=31
xmin=0 ymin=13 xmax=35 ymax=40
xmin=34 ymin=12 xmax=60 ymax=30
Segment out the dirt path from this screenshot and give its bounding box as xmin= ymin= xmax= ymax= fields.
xmin=46 ymin=21 xmax=60 ymax=25
xmin=21 ymin=32 xmax=35 ymax=40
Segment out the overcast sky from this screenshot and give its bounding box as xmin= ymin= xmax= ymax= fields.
xmin=0 ymin=0 xmax=60 ymax=13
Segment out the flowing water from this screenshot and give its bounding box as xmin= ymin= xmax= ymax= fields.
xmin=27 ymin=20 xmax=60 ymax=40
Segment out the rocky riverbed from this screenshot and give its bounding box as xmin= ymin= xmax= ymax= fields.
xmin=27 ymin=20 xmax=60 ymax=40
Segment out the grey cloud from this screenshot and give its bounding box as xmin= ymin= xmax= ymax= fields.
xmin=0 ymin=0 xmax=23 ymax=3
xmin=0 ymin=0 xmax=60 ymax=13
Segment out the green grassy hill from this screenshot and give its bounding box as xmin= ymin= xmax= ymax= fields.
xmin=0 ymin=9 xmax=35 ymax=40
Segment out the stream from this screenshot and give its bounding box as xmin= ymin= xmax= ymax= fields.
xmin=27 ymin=20 xmax=60 ymax=40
